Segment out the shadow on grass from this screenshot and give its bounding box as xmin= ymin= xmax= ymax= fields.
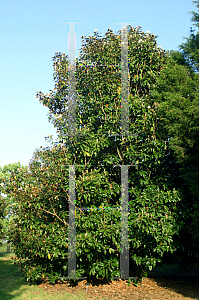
xmin=0 ymin=252 xmax=26 ymax=300
xmin=147 ymin=263 xmax=199 ymax=299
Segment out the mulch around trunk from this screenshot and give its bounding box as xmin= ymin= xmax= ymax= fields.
xmin=38 ymin=274 xmax=199 ymax=299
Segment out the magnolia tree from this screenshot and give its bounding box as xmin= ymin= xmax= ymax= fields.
xmin=4 ymin=25 xmax=186 ymax=285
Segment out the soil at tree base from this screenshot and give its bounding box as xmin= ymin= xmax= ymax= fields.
xmin=3 ymin=254 xmax=199 ymax=299
xmin=37 ymin=264 xmax=199 ymax=299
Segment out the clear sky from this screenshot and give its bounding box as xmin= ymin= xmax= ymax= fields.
xmin=0 ymin=0 xmax=196 ymax=170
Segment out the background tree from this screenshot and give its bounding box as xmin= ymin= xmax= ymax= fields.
xmin=0 ymin=162 xmax=29 ymax=251
xmin=178 ymin=0 xmax=199 ymax=74
xmin=151 ymin=51 xmax=199 ymax=265
xmin=0 ymin=187 xmax=6 ymax=247
xmin=177 ymin=2 xmax=199 ymax=262
xmin=150 ymin=0 xmax=199 ymax=264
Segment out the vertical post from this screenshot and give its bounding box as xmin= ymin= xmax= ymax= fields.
xmin=60 ymin=22 xmax=83 ymax=138
xmin=120 ymin=165 xmax=129 ymax=279
xmin=61 ymin=21 xmax=136 ymax=280
xmin=113 ymin=21 xmax=136 ymax=138
xmin=68 ymin=165 xmax=76 ymax=279
xmin=61 ymin=164 xmax=84 ymax=280
xmin=120 ymin=22 xmax=130 ymax=279
xmin=121 ymin=23 xmax=129 ymax=137
xmin=68 ymin=23 xmax=76 ymax=138
xmin=60 ymin=21 xmax=83 ymax=279
xmin=113 ymin=21 xmax=136 ymax=279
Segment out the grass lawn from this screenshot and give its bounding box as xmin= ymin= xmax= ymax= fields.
xmin=0 ymin=244 xmax=103 ymax=300
xmin=1 ymin=243 xmax=199 ymax=299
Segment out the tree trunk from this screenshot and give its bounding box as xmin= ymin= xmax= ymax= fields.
xmin=6 ymin=242 xmax=10 ymax=253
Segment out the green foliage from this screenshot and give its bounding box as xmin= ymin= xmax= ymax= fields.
xmin=151 ymin=54 xmax=198 ymax=163
xmin=151 ymin=51 xmax=199 ymax=264
xmin=0 ymin=162 xmax=29 ymax=244
xmin=178 ymin=0 xmax=199 ymax=73
xmin=150 ymin=1 xmax=199 ymax=264
xmin=0 ymin=195 xmax=6 ymax=245
xmin=3 ymin=25 xmax=185 ymax=285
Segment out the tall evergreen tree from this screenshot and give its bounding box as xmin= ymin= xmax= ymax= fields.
xmin=178 ymin=0 xmax=199 ymax=74
xmin=151 ymin=0 xmax=199 ymax=264
xmin=151 ymin=52 xmax=199 ymax=264
xmin=175 ymin=0 xmax=199 ymax=264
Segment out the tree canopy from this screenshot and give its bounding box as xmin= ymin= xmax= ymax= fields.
xmin=1 ymin=25 xmax=188 ymax=285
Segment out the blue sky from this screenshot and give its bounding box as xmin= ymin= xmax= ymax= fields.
xmin=0 ymin=0 xmax=196 ymax=170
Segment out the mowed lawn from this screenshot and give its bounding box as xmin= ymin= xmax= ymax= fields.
xmin=0 ymin=244 xmax=96 ymax=300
